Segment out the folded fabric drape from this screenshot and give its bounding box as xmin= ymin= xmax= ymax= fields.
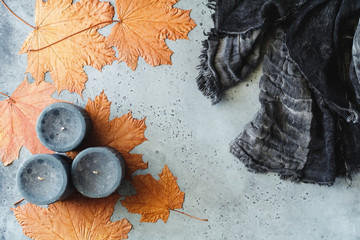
xmin=198 ymin=0 xmax=360 ymax=184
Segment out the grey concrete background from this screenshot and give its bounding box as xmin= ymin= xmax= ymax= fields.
xmin=1 ymin=0 xmax=360 ymax=239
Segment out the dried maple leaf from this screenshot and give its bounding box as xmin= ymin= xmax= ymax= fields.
xmin=12 ymin=194 xmax=132 ymax=240
xmin=122 ymin=165 xmax=185 ymax=223
xmin=106 ymin=0 xmax=197 ymax=70
xmin=67 ymin=91 xmax=148 ymax=179
xmin=20 ymin=0 xmax=116 ymax=95
xmin=0 ymin=77 xmax=59 ymax=166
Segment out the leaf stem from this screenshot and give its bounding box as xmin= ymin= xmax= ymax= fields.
xmin=28 ymin=20 xmax=120 ymax=52
xmin=171 ymin=209 xmax=208 ymax=222
xmin=14 ymin=198 xmax=25 ymax=206
xmin=0 ymin=0 xmax=35 ymax=29
xmin=0 ymin=92 xmax=15 ymax=103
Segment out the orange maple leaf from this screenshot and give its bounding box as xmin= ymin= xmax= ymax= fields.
xmin=12 ymin=194 xmax=132 ymax=240
xmin=20 ymin=0 xmax=116 ymax=95
xmin=106 ymin=0 xmax=197 ymax=70
xmin=0 ymin=77 xmax=60 ymax=166
xmin=122 ymin=165 xmax=185 ymax=223
xmin=67 ymin=91 xmax=148 ymax=179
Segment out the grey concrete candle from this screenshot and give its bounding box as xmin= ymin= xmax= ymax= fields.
xmin=71 ymin=147 xmax=125 ymax=198
xmin=17 ymin=154 xmax=74 ymax=205
xmin=36 ymin=102 xmax=92 ymax=152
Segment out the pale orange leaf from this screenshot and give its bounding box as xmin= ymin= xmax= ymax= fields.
xmin=106 ymin=0 xmax=197 ymax=70
xmin=122 ymin=165 xmax=185 ymax=223
xmin=20 ymin=0 xmax=116 ymax=95
xmin=0 ymin=77 xmax=60 ymax=166
xmin=12 ymin=194 xmax=132 ymax=240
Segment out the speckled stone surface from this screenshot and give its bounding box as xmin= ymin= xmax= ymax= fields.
xmin=0 ymin=1 xmax=360 ymax=240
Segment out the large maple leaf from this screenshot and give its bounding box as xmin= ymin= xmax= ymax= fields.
xmin=20 ymin=0 xmax=116 ymax=95
xmin=106 ymin=0 xmax=197 ymax=70
xmin=122 ymin=165 xmax=185 ymax=223
xmin=12 ymin=194 xmax=132 ymax=240
xmin=67 ymin=91 xmax=148 ymax=179
xmin=0 ymin=77 xmax=60 ymax=166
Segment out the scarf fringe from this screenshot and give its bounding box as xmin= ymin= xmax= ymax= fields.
xmin=230 ymin=139 xmax=336 ymax=186
xmin=196 ymin=34 xmax=222 ymax=105
xmin=196 ymin=0 xmax=223 ymax=104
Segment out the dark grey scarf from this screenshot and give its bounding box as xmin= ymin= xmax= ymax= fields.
xmin=198 ymin=0 xmax=360 ymax=185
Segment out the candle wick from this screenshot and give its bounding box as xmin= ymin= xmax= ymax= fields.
xmin=60 ymin=127 xmax=65 ymax=131
xmin=37 ymin=177 xmax=44 ymax=181
xmin=93 ymin=171 xmax=99 ymax=175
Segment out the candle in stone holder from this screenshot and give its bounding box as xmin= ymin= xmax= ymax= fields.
xmin=17 ymin=154 xmax=74 ymax=205
xmin=36 ymin=102 xmax=92 ymax=152
xmin=71 ymin=147 xmax=125 ymax=198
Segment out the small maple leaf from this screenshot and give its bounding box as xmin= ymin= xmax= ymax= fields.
xmin=20 ymin=0 xmax=116 ymax=95
xmin=0 ymin=77 xmax=60 ymax=166
xmin=12 ymin=194 xmax=132 ymax=240
xmin=67 ymin=91 xmax=148 ymax=179
xmin=122 ymin=165 xmax=185 ymax=223
xmin=106 ymin=0 xmax=197 ymax=70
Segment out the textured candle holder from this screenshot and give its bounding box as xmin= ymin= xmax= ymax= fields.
xmin=36 ymin=102 xmax=92 ymax=152
xmin=71 ymin=147 xmax=125 ymax=198
xmin=17 ymin=154 xmax=74 ymax=205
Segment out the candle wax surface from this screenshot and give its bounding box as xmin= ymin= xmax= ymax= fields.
xmin=19 ymin=158 xmax=64 ymax=204
xmin=72 ymin=148 xmax=124 ymax=198
xmin=39 ymin=108 xmax=83 ymax=151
